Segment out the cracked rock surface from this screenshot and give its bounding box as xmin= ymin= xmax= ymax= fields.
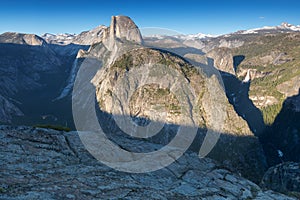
xmin=0 ymin=126 xmax=295 ymax=199
xmin=261 ymin=162 xmax=300 ymax=195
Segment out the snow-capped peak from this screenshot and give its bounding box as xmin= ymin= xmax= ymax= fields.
xmin=174 ymin=33 xmax=216 ymax=40
xmin=237 ymin=22 xmax=300 ymax=35
xmin=279 ymin=22 xmax=300 ymax=31
xmin=41 ymin=25 xmax=107 ymax=45
xmin=41 ymin=33 xmax=77 ymax=45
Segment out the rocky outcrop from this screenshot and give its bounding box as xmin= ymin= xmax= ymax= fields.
xmin=0 ymin=126 xmax=295 ymax=199
xmin=72 ymin=25 xmax=107 ymax=45
xmin=101 ymin=15 xmax=143 ymax=50
xmin=85 ymin=36 xmax=266 ymax=182
xmin=0 ymin=32 xmax=46 ymax=46
xmin=277 ymin=76 xmax=300 ymax=98
xmin=0 ymin=95 xmax=23 ymax=123
xmin=249 ymin=95 xmax=279 ymax=108
xmin=110 ymin=16 xmax=143 ymax=44
xmin=261 ymin=162 xmax=300 ymax=197
xmin=219 ymin=39 xmax=244 ymax=49
xmin=56 ymin=16 xmax=143 ymax=99
xmin=207 ymin=48 xmax=235 ymax=75
xmin=238 ymin=51 xmax=293 ymax=67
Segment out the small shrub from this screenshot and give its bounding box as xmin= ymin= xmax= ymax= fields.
xmin=0 ymin=187 xmax=5 ymax=193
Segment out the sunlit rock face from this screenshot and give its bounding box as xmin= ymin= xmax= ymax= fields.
xmin=207 ymin=47 xmax=235 ymax=75
xmin=70 ymin=16 xmax=268 ymax=182
xmin=110 ymin=16 xmax=143 ymax=44
xmin=99 ymin=15 xmax=143 ymax=51
xmin=0 ymin=32 xmax=46 ymax=46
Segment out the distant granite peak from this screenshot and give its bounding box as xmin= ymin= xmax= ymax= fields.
xmin=0 ymin=32 xmax=46 ymax=46
xmin=110 ymin=15 xmax=143 ymax=44
xmin=101 ymin=15 xmax=143 ymax=49
xmin=41 ymin=16 xmax=143 ymax=47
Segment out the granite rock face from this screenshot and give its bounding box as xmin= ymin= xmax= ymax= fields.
xmin=90 ymin=45 xmax=266 ymax=182
xmin=261 ymin=162 xmax=300 ymax=197
xmin=0 ymin=32 xmax=46 ymax=46
xmin=0 ymin=32 xmax=87 ymax=124
xmin=67 ymin=15 xmax=268 ymax=183
xmin=207 ymin=47 xmax=235 ymax=75
xmin=108 ymin=16 xmax=143 ymax=44
xmin=0 ymin=94 xmax=23 ymax=123
xmin=42 ymin=16 xmax=143 ymax=47
xmin=57 ymin=16 xmax=143 ymax=99
xmin=72 ymin=26 xmax=107 ymax=45
xmin=0 ymin=126 xmax=295 ymax=200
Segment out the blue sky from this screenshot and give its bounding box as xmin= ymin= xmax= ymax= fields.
xmin=1 ymin=0 xmax=300 ymax=35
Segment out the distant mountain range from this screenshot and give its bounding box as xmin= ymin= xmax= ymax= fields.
xmin=235 ymin=22 xmax=300 ymax=35
xmin=41 ymin=25 xmax=107 ymax=45
xmin=39 ymin=22 xmax=300 ymax=44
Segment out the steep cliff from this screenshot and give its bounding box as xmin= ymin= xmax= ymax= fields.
xmin=69 ymin=16 xmax=268 ymax=182
xmin=0 ymin=32 xmax=86 ymax=125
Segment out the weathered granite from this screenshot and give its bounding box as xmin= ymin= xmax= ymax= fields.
xmin=0 ymin=126 xmax=295 ymax=199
